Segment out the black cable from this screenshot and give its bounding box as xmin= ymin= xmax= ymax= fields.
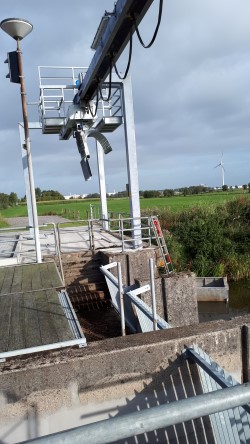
xmin=88 ymin=86 xmax=99 ymax=118
xmin=114 ymin=30 xmax=133 ymax=80
xmin=99 ymin=56 xmax=113 ymax=102
xmin=134 ymin=0 xmax=163 ymax=49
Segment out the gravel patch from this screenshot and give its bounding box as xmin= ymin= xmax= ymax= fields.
xmin=5 ymin=216 xmax=71 ymax=228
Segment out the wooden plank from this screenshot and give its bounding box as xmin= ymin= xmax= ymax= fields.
xmin=8 ymin=293 xmax=26 ymax=352
xmin=47 ymin=262 xmax=64 ymax=289
xmin=21 ymin=265 xmax=33 ymax=292
xmin=23 ymin=292 xmax=42 ymax=348
xmin=34 ymin=290 xmax=59 ymax=344
xmin=11 ymin=265 xmax=23 ymax=294
xmin=0 ymin=293 xmax=12 ymax=352
xmin=0 ymin=266 xmax=15 ymax=295
xmin=46 ymin=289 xmax=74 ymax=341
xmin=0 ymin=267 xmax=7 ymax=294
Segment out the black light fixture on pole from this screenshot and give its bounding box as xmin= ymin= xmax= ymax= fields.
xmin=0 ymin=18 xmax=41 ymax=263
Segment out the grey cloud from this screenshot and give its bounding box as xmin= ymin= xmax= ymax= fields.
xmin=0 ymin=0 xmax=249 ymax=196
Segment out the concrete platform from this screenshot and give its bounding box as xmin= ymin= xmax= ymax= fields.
xmin=0 ymin=224 xmax=126 ymax=265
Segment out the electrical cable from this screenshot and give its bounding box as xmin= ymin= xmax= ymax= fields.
xmin=99 ymin=56 xmax=113 ymax=102
xmin=114 ymin=30 xmax=133 ymax=80
xmin=88 ymin=86 xmax=99 ymax=118
xmin=134 ymin=0 xmax=163 ymax=49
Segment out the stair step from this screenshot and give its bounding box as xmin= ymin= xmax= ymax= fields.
xmin=67 ymin=284 xmax=109 ymax=312
xmin=65 ymin=275 xmax=105 ymax=284
xmin=63 ymin=266 xmax=103 ymax=276
xmin=67 ymin=289 xmax=106 ymax=301
xmin=67 ymin=282 xmax=107 ymax=291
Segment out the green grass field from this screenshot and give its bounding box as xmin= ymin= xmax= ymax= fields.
xmin=0 ymin=191 xmax=249 ymax=222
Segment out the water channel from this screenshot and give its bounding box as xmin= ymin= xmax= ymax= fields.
xmin=199 ymin=279 xmax=250 ymax=322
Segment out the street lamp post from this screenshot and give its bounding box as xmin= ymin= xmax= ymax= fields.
xmin=0 ymin=18 xmax=42 ymax=263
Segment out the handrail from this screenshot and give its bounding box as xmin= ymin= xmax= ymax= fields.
xmin=56 ymin=214 xmax=161 ymax=253
xmin=23 ymin=383 xmax=250 ymax=444
xmin=0 ymin=215 xmax=164 ymax=267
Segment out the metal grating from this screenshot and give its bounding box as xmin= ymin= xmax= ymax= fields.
xmin=184 ymin=345 xmax=250 ymax=443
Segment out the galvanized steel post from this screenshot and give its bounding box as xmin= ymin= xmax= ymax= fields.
xmin=122 ymin=76 xmax=142 ymax=249
xmin=117 ymin=261 xmax=126 ymax=336
xmin=149 ymin=258 xmax=157 ymax=331
xmin=96 ymin=141 xmax=109 ymax=230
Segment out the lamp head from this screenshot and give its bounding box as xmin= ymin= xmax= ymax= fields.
xmin=0 ymin=18 xmax=33 ymax=40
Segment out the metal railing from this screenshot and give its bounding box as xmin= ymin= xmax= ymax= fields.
xmin=38 ymin=66 xmax=88 ymax=120
xmin=100 ymin=259 xmax=171 ymax=335
xmin=0 ymin=214 xmax=164 ymax=269
xmin=21 ymin=383 xmax=250 ymax=444
xmin=38 ymin=67 xmax=123 ymax=123
xmin=0 ymin=224 xmax=65 ymax=283
xmin=56 ymin=214 xmax=159 ymax=253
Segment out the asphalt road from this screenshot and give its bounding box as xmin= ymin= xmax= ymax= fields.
xmin=6 ymin=216 xmax=71 ymax=228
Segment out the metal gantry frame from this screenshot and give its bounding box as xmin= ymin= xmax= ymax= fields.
xmin=37 ymin=66 xmax=142 ymax=248
xmin=21 ymin=0 xmax=159 ymax=251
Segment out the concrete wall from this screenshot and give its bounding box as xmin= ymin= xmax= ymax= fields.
xmin=100 ymin=249 xmax=199 ymax=327
xmin=1 ymin=315 xmax=249 ymax=443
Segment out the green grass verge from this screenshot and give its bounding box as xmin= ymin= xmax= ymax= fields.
xmin=0 ymin=215 xmax=9 ymax=228
xmin=1 ymin=191 xmax=249 ymax=220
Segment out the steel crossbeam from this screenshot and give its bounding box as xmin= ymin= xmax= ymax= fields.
xmin=75 ymin=0 xmax=154 ymax=103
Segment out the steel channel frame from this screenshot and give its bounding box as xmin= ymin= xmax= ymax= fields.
xmin=75 ymin=0 xmax=154 ymax=103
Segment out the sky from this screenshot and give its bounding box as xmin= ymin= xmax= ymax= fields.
xmin=0 ymin=0 xmax=250 ymax=197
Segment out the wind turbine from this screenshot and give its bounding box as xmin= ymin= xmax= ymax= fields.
xmin=214 ymin=154 xmax=225 ymax=187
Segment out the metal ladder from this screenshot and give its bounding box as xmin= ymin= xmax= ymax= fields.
xmin=151 ymin=216 xmax=173 ymax=275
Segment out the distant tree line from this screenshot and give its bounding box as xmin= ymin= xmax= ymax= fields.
xmin=222 ymin=184 xmax=249 ymax=192
xmin=0 ymin=192 xmax=19 ymax=209
xmin=34 ymin=188 xmax=65 ymax=201
xmin=20 ymin=188 xmax=65 ymax=202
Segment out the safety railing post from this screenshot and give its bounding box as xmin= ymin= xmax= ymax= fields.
xmin=148 ymin=217 xmax=152 ymax=247
xmin=117 ymin=262 xmax=126 ymax=336
xmin=121 ymin=218 xmax=125 ymax=252
xmin=149 ymin=258 xmax=157 ymax=331
xmin=88 ymin=220 xmax=93 ymax=250
xmin=90 ymin=204 xmax=93 ymax=220
xmin=89 ymin=220 xmax=95 ymax=251
xmin=57 ymin=223 xmax=62 ymax=253
xmin=52 ymin=223 xmax=65 ymax=286
xmin=118 ymin=213 xmax=122 ymax=238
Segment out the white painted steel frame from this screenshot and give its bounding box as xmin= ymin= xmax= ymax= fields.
xmin=100 ymin=262 xmax=171 ymax=334
xmin=126 ymin=287 xmax=171 ymax=332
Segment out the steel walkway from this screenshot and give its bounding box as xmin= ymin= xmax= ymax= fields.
xmin=0 ymin=262 xmax=86 ymax=361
